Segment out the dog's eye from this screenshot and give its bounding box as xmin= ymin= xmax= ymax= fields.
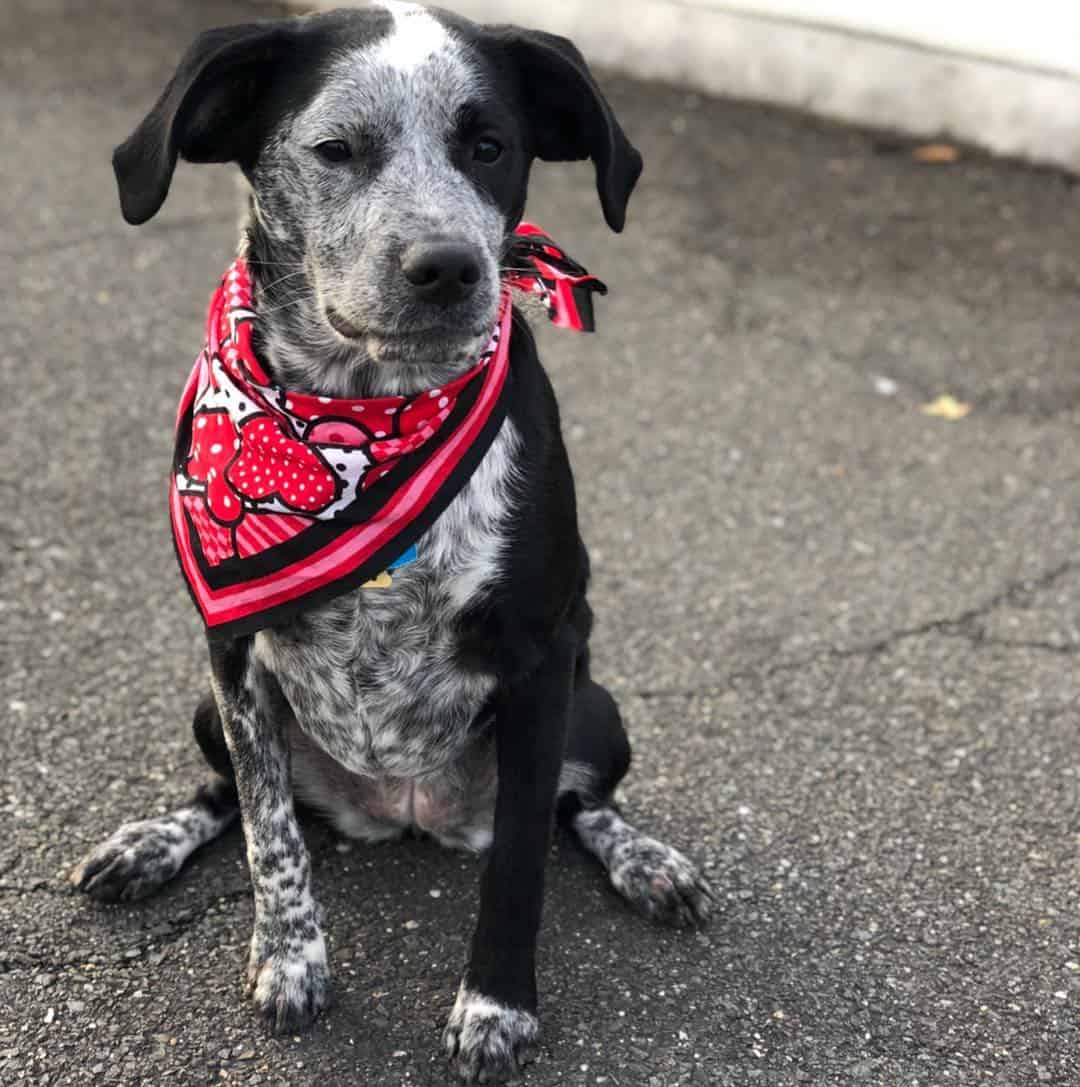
xmin=473 ymin=137 xmax=503 ymax=165
xmin=314 ymin=139 xmax=352 ymax=164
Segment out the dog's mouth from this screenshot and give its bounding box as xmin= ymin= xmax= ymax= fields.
xmin=325 ymin=307 xmax=491 ymax=360
xmin=325 ymin=307 xmax=367 ymax=341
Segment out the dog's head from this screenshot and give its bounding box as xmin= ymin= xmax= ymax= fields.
xmin=114 ymin=2 xmax=642 ymax=394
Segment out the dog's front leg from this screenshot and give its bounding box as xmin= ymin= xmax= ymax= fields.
xmin=445 ymin=630 xmax=575 ymax=1083
xmin=208 ymin=634 xmax=330 ymax=1033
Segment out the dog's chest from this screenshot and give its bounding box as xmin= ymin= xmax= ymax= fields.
xmin=253 ymin=422 xmax=516 ymax=779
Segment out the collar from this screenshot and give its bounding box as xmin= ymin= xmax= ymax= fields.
xmin=169 ymin=223 xmax=604 ymax=636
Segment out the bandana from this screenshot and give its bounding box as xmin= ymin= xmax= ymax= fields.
xmin=170 ymin=223 xmax=604 ymax=636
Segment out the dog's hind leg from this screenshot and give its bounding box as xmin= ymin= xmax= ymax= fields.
xmin=70 ymin=776 xmax=237 ymax=902
xmin=70 ymin=693 xmax=239 ymax=902
xmin=557 ymin=655 xmax=715 ymax=926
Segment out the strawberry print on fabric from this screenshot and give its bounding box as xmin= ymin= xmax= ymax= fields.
xmin=228 ymin=414 xmax=339 ymax=514
xmin=184 ymin=410 xmax=242 ymax=525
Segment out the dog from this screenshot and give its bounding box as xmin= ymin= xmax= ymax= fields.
xmin=70 ymin=4 xmax=714 ymax=1081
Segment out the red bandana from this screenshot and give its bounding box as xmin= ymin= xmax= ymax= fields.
xmin=170 ymin=224 xmax=604 ymax=636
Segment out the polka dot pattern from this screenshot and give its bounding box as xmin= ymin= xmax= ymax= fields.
xmin=227 ymin=414 xmax=338 ymax=513
xmin=184 ymin=410 xmax=242 ymax=524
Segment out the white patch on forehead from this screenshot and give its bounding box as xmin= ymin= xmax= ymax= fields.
xmin=300 ymin=1 xmax=475 ymax=134
xmin=375 ymin=1 xmax=455 ymax=71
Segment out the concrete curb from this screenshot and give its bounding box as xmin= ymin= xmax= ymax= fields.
xmin=302 ymin=0 xmax=1080 ymax=174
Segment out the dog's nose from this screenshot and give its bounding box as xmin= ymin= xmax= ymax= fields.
xmin=400 ymin=241 xmax=482 ymax=306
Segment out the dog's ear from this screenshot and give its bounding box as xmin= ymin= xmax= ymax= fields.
xmin=113 ymin=22 xmax=295 ymax=225
xmin=489 ymin=28 xmax=643 ymax=232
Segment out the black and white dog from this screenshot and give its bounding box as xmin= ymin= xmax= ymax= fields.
xmin=71 ymin=3 xmax=713 ymax=1081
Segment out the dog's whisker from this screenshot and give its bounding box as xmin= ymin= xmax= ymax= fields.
xmin=254 ymin=269 xmax=309 ymax=294
xmin=244 ymin=258 xmax=308 ymax=268
xmin=252 ymin=289 xmax=306 ymax=310
xmin=251 ymin=286 xmax=316 ymax=316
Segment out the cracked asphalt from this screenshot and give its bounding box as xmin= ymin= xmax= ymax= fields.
xmin=3 ymin=1 xmax=1080 ymax=1085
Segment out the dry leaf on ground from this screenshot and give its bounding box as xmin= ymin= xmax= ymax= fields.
xmin=912 ymin=143 xmax=960 ymax=163
xmin=920 ymin=395 xmax=972 ymax=420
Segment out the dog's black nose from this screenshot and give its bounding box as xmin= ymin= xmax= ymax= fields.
xmin=401 ymin=241 xmax=482 ymax=306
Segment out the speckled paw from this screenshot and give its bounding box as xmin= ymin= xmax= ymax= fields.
xmin=444 ymin=983 xmax=539 ymax=1084
xmin=247 ymin=940 xmax=331 ymax=1034
xmin=609 ymin=836 xmax=716 ymax=927
xmin=69 ymin=820 xmax=188 ymax=902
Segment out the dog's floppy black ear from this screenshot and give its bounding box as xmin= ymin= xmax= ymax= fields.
xmin=490 ymin=28 xmax=643 ymax=232
xmin=113 ymin=22 xmax=295 ymax=225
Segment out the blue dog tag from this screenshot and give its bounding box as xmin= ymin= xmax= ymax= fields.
xmin=387 ymin=544 xmax=418 ymax=570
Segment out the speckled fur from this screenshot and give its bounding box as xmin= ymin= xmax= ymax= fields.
xmin=253 ymin=412 xmax=520 ymax=854
xmin=573 ymin=808 xmax=716 ymax=926
xmin=70 ymin=779 xmax=238 ymax=902
xmin=214 ymin=650 xmax=331 ymax=1032
xmin=249 ymin=3 xmax=505 ymax=399
xmin=240 ymin=4 xmax=524 ymax=846
xmin=445 ymin=983 xmax=540 ymax=1082
xmin=252 ymin=418 xmax=519 ymax=784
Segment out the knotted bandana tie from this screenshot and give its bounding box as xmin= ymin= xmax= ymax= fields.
xmin=170 ymin=223 xmax=604 ymax=636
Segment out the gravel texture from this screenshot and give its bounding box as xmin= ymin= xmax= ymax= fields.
xmin=3 ymin=1 xmax=1080 ymax=1085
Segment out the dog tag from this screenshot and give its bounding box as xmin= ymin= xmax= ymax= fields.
xmin=387 ymin=544 xmax=418 ymax=570
xmin=361 ymin=543 xmax=418 ymax=588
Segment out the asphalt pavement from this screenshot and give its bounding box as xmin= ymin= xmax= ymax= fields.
xmin=3 ymin=1 xmax=1080 ymax=1085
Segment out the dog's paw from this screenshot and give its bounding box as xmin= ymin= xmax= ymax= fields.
xmin=444 ymin=983 xmax=539 ymax=1084
xmin=609 ymin=836 xmax=715 ymax=927
xmin=69 ymin=819 xmax=191 ymax=902
xmin=247 ymin=935 xmax=331 ymax=1034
